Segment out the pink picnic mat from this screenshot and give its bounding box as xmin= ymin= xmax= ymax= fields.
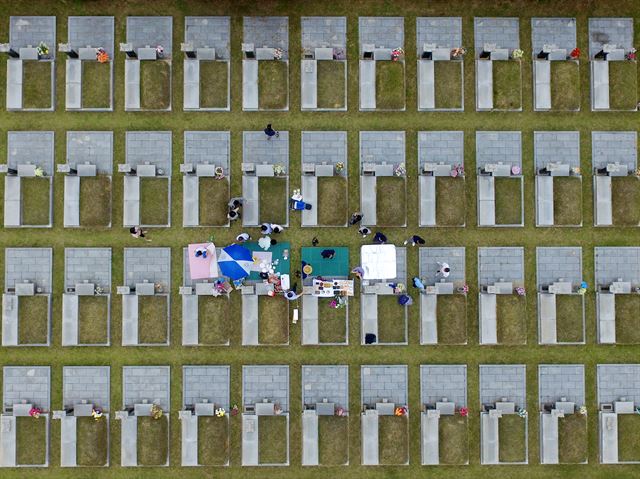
xmin=187 ymin=243 xmax=219 ymax=280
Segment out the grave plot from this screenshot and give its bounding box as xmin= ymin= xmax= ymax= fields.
xmin=123 ymin=16 xmax=172 ymax=111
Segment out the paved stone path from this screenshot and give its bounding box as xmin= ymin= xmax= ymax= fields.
xmin=301 ymin=16 xmax=346 ymax=50
xmin=126 ymin=131 xmax=172 ymax=175
xmin=360 ymin=131 xmax=405 ymax=167
xmin=420 ymin=365 xmax=467 ymax=407
xmin=302 ymin=365 xmax=348 ymax=409
xmin=479 ymin=364 xmax=526 ymax=408
xmin=358 ymin=17 xmax=404 ymax=55
xmin=536 ymin=247 xmax=582 ymax=289
xmin=68 ymin=16 xmax=115 ymax=56
xmin=122 ymin=365 xmax=170 ymax=410
xmin=419 ymin=247 xmax=465 ymax=285
xmin=361 ymin=365 xmax=407 ymax=406
xmin=416 ymin=17 xmax=462 ymax=54
xmin=67 ymin=131 xmax=113 ymax=174
xmin=597 ymin=364 xmax=640 ymax=405
xmin=302 ymin=131 xmax=347 ymax=168
xmin=126 ymin=16 xmax=173 ymax=55
xmin=185 ymin=16 xmax=230 ymax=59
xmin=243 ymin=365 xmax=289 ymax=411
xmin=5 ymin=247 xmax=52 ymax=293
xmin=588 ymin=18 xmax=633 ymax=57
xmin=64 ymin=247 xmax=111 ymax=291
xmin=10 ymin=16 xmax=56 ymax=56
xmin=595 ymin=247 xmax=640 ymax=287
xmin=243 ymin=17 xmax=289 ymax=58
xmin=183 ymin=365 xmax=230 ymax=409
xmin=474 ymin=17 xmax=519 ymax=53
xmin=592 ymin=131 xmax=637 ymax=172
xmin=63 ymin=366 xmax=110 ymax=410
xmin=243 ymin=131 xmax=289 ymax=167
xmin=538 ymin=364 xmax=585 ymax=407
xmin=477 ymin=247 xmax=524 ymax=286
xmin=184 ymin=131 xmax=230 ymax=169
xmin=531 ymin=18 xmax=576 ymax=53
xmin=8 ymin=131 xmax=54 ymax=173
xmin=123 ymin=247 xmax=170 ymax=289
xmin=476 ymin=131 xmax=522 ymax=169
xmin=534 ymin=131 xmax=580 ymax=170
xmin=3 ymin=366 xmax=50 ymax=410
xmin=418 ymin=131 xmax=464 ymax=168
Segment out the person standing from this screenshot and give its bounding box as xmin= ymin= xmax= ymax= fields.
xmin=264 ymin=124 xmax=279 ymax=140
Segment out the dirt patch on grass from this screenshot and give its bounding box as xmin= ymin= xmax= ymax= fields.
xmin=376 ymin=176 xmax=406 ymax=226
xmin=317 ymin=176 xmax=348 ymax=226
xmin=77 ymin=416 xmax=108 ymax=466
xmin=553 ymin=176 xmax=582 ymax=226
xmin=259 ymin=177 xmax=288 ymax=225
xmin=618 ymin=413 xmax=640 ymax=461
xmin=317 ymin=61 xmax=346 ymax=109
xmin=258 ymin=415 xmax=288 ymax=464
xmin=199 ymin=177 xmax=229 ymax=226
xmin=550 ymin=61 xmax=580 ymax=110
xmin=558 ymin=414 xmax=587 ymax=464
xmin=494 ymin=177 xmax=522 ymax=225
xmin=199 ymin=60 xmax=229 ymax=108
xmin=434 ymin=61 xmax=463 ymax=109
xmin=80 ymin=176 xmax=111 ymax=226
xmin=612 ymin=176 xmax=640 ymax=226
xmin=615 ymin=294 xmax=640 ymax=344
xmin=436 ymin=177 xmax=465 ymax=226
xmin=437 ymin=294 xmax=467 ymax=344
xmin=258 ymin=60 xmax=288 ymax=110
xmin=82 ymin=61 xmax=111 ymax=109
xmin=140 ymin=60 xmax=171 ymax=110
xmin=318 ymin=416 xmax=349 ymax=465
xmin=439 ymin=415 xmax=468 ymax=464
xmin=378 ymin=415 xmax=408 ymax=465
xmin=498 ymin=414 xmax=526 ymax=463
xmin=258 ymin=296 xmax=289 ymax=344
xmin=140 ymin=178 xmax=169 ymax=225
xmin=137 ymin=415 xmax=168 ymax=466
xmin=78 ymin=295 xmax=109 ymax=345
xmin=496 ymin=294 xmax=526 ymax=345
xmin=376 ymin=61 xmax=405 ymax=109
xmin=21 ymin=177 xmax=50 ymax=226
xmin=493 ymin=60 xmax=522 ymax=110
xmin=609 ymin=61 xmax=637 ymax=110
xmin=198 ymin=416 xmax=229 ymax=465
xmin=22 ymin=61 xmax=52 ymax=109
xmin=318 ymin=297 xmax=347 ymax=343
xmin=137 ymin=295 xmax=168 ymax=344
xmin=377 ymin=294 xmax=406 ymax=343
xmin=18 ymin=295 xmax=49 ymax=344
xmin=16 ymin=416 xmax=47 ymax=465
xmin=198 ymin=295 xmax=230 ymax=345
xmin=555 ymin=294 xmax=584 ymax=343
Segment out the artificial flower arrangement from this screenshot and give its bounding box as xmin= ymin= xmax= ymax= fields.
xmin=515 ymin=286 xmax=526 ymax=296
xmin=511 ymin=48 xmax=524 ymax=60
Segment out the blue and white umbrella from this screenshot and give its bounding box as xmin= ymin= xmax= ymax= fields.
xmin=218 ymin=244 xmax=253 ymax=280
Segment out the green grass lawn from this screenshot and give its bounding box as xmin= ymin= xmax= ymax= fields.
xmin=608 ymin=61 xmax=637 ymax=110
xmin=137 ymin=295 xmax=168 ymax=344
xmin=258 ymin=296 xmax=289 ymax=344
xmin=317 ymin=176 xmax=348 ymax=226
xmin=21 ymin=60 xmax=52 ymax=109
xmin=15 ymin=416 xmax=47 ymax=465
xmin=435 ymin=177 xmax=465 ymax=226
xmin=618 ymin=413 xmax=640 ymax=462
xmin=376 ymin=295 xmax=406 ymax=343
xmin=81 ymin=61 xmax=111 ymax=109
xmin=496 ymin=294 xmax=527 ymax=345
xmin=550 ymin=61 xmax=581 ymax=111
xmin=376 ymin=61 xmax=405 ymax=110
xmin=258 ymin=60 xmax=288 ymax=110
xmin=76 ymin=416 xmax=109 ymax=466
xmin=434 ymin=60 xmax=463 ymax=109
xmin=493 ymin=60 xmax=522 ymax=110
xmin=378 ymin=415 xmax=409 ymax=465
xmin=18 ymin=295 xmax=49 ymax=344
xmin=553 ymin=176 xmax=582 ymax=226
xmin=318 ymin=416 xmax=349 ymax=465
xmin=20 ymin=177 xmax=50 ymax=226
xmin=612 ymin=176 xmax=640 ymax=226
xmin=198 ymin=416 xmax=229 ymax=465
xmin=140 ymin=60 xmax=171 ymax=110
xmin=199 ymin=60 xmax=229 ymax=109
xmin=137 ymin=416 xmax=168 ymax=466
xmin=558 ymin=414 xmax=588 ymax=464
xmin=614 ymin=294 xmax=640 ymax=344
xmin=555 ymin=294 xmax=584 ymax=343
xmin=199 ymin=177 xmax=229 ymax=226
xmin=80 ymin=176 xmax=111 ymax=227
xmin=258 ymin=177 xmax=288 ymax=225
xmin=258 ymin=415 xmax=288 ymax=464
xmin=140 ymin=178 xmax=169 ymax=225
xmin=439 ymin=415 xmax=468 ymax=465
xmin=77 ymin=295 xmax=109 ymax=345
xmin=498 ymin=414 xmax=527 ymax=463
xmin=436 ymin=294 xmax=467 ymax=344
xmin=317 ymin=297 xmax=347 ymax=343
xmin=376 ymin=176 xmax=406 ymax=226
xmin=494 ymin=177 xmax=522 ymax=225
xmin=317 ymin=61 xmax=346 ymax=109
xmin=198 ymin=295 xmax=230 ymax=345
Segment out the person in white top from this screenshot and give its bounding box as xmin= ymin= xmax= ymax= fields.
xmin=437 ymin=262 xmax=451 ymax=278
xmin=236 ymin=233 xmax=251 ymax=243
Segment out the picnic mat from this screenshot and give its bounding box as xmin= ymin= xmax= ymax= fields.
xmin=244 ymin=241 xmax=290 ymax=281
xmin=187 ymin=243 xmax=219 ymax=280
xmin=301 ymin=247 xmax=350 ymax=285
